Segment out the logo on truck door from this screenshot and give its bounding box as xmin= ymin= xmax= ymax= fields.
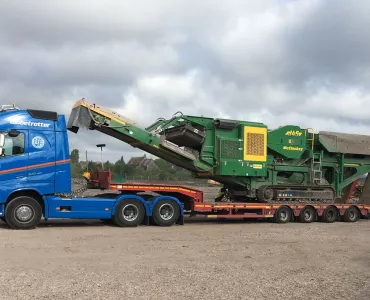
xmin=32 ymin=136 xmax=45 ymax=149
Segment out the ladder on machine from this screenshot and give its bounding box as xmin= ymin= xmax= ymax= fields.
xmin=311 ymin=152 xmax=323 ymax=184
xmin=306 ymin=128 xmax=323 ymax=184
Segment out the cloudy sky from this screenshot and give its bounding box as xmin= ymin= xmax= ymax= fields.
xmin=1 ymin=0 xmax=369 ymax=163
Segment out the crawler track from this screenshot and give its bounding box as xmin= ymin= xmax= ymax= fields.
xmin=257 ymin=184 xmax=336 ymax=204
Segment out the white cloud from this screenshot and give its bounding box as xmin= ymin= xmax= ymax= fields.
xmin=0 ymin=0 xmax=370 ymax=162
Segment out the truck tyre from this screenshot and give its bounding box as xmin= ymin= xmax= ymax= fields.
xmin=113 ymin=199 xmax=145 ymax=227
xmin=274 ymin=206 xmax=291 ymax=223
xmin=4 ymin=196 xmax=42 ymax=230
xmin=320 ymin=206 xmax=337 ymax=223
xmin=299 ymin=206 xmax=316 ymax=223
xmin=152 ymin=200 xmax=180 ymax=226
xmin=343 ymin=206 xmax=359 ymax=222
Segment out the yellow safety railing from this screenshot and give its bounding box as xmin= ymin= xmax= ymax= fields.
xmin=306 ymin=128 xmax=315 ymax=150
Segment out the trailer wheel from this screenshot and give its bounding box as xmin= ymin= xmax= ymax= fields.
xmin=113 ymin=199 xmax=145 ymax=227
xmin=4 ymin=196 xmax=42 ymax=230
xmin=343 ymin=206 xmax=359 ymax=222
xmin=152 ymin=200 xmax=180 ymax=226
xmin=320 ymin=206 xmax=337 ymax=223
xmin=299 ymin=206 xmax=316 ymax=223
xmin=274 ymin=206 xmax=291 ymax=223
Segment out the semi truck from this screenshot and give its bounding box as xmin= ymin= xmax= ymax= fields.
xmin=0 ymin=100 xmax=369 ymax=230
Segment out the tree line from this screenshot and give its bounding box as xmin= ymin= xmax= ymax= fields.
xmin=69 ymin=149 xmax=194 ymax=181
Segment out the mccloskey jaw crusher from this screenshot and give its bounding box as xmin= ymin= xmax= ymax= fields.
xmin=67 ymin=99 xmax=370 ymax=204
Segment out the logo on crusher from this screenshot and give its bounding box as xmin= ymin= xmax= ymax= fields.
xmin=283 ymin=146 xmax=303 ymax=151
xmin=285 ymin=130 xmax=302 ymax=136
xmin=32 ymin=136 xmax=45 ymax=149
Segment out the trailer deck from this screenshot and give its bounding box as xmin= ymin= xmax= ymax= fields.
xmin=108 ymin=182 xmax=370 ymax=223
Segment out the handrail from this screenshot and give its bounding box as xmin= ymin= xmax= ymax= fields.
xmin=306 ymin=128 xmax=315 ymax=150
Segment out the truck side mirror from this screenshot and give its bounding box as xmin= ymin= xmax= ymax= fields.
xmin=0 ymin=134 xmax=5 ymax=147
xmin=8 ymin=129 xmax=20 ymax=137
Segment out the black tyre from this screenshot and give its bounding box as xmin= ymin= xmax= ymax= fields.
xmin=112 ymin=199 xmax=145 ymax=227
xmin=4 ymin=196 xmax=42 ymax=230
xmin=0 ymin=217 xmax=7 ymax=224
xmin=274 ymin=206 xmax=291 ymax=223
xmin=321 ymin=206 xmax=337 ymax=223
xmin=152 ymin=200 xmax=180 ymax=226
xmin=299 ymin=206 xmax=316 ymax=223
xmin=343 ymin=206 xmax=359 ymax=222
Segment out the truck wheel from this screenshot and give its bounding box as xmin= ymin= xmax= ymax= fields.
xmin=4 ymin=196 xmax=42 ymax=230
xmin=152 ymin=200 xmax=180 ymax=226
xmin=274 ymin=206 xmax=291 ymax=223
xmin=299 ymin=206 xmax=316 ymax=223
xmin=113 ymin=199 xmax=145 ymax=227
xmin=343 ymin=206 xmax=359 ymax=222
xmin=320 ymin=206 xmax=337 ymax=223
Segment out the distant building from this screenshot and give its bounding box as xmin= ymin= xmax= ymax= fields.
xmin=127 ymin=154 xmax=159 ymax=171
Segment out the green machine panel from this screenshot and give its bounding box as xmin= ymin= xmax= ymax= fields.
xmin=268 ymin=125 xmax=307 ymax=159
xmin=217 ymin=137 xmax=267 ymax=177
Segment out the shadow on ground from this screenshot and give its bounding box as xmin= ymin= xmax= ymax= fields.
xmin=0 ymin=216 xmax=273 ymax=229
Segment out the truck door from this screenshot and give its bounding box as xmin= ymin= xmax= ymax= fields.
xmin=27 ymin=130 xmax=56 ymax=194
xmin=0 ymin=129 xmax=28 ymax=200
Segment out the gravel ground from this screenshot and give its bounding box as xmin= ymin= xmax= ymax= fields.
xmin=1 ymin=217 xmax=370 ymax=300
xmin=1 ymin=184 xmax=369 ymax=299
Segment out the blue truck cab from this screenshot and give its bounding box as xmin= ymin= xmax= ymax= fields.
xmin=0 ymin=105 xmax=183 ymax=229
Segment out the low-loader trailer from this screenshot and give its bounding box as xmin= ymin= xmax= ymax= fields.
xmin=0 ymin=101 xmax=369 ymax=230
